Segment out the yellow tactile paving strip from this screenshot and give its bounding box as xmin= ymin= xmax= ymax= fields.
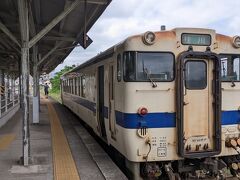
xmin=46 ymin=100 xmax=80 ymax=180
xmin=0 ymin=134 xmax=15 ymax=150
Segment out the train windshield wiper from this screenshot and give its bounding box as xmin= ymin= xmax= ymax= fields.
xmin=143 ymin=68 xmax=157 ymax=88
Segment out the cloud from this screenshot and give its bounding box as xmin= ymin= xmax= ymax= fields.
xmin=53 ymin=0 xmax=240 ymax=72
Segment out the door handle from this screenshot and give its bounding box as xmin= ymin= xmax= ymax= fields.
xmin=183 ymin=101 xmax=189 ymax=106
xmin=109 ymin=101 xmax=111 ymax=112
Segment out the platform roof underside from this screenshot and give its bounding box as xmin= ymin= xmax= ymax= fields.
xmin=0 ymin=0 xmax=110 ymax=74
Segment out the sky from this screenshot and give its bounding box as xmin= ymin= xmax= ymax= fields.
xmin=52 ymin=0 xmax=240 ymax=74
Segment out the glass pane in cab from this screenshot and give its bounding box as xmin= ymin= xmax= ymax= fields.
xmin=137 ymin=53 xmax=174 ymax=81
xmin=123 ymin=52 xmax=174 ymax=82
xmin=220 ymin=54 xmax=240 ymax=81
xmin=185 ymin=61 xmax=207 ymax=89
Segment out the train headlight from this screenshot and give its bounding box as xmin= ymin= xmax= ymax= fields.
xmin=142 ymin=31 xmax=156 ymax=45
xmin=138 ymin=107 xmax=148 ymax=116
xmin=232 ymin=36 xmax=240 ymax=48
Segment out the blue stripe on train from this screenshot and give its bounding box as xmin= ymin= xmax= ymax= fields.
xmin=115 ymin=111 xmax=176 ymax=128
xmin=72 ymin=96 xmax=109 ymax=118
xmin=72 ymin=96 xmax=96 ymax=112
xmin=222 ymin=110 xmax=240 ymax=125
xmin=115 ymin=111 xmax=240 ymax=129
xmin=70 ymin=95 xmax=240 ymax=128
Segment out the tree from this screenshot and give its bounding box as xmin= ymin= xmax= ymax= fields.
xmin=50 ymin=65 xmax=75 ymax=93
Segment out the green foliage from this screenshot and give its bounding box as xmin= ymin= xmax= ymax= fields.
xmin=50 ymin=65 xmax=75 ymax=93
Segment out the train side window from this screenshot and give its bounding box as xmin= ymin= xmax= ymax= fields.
xmin=73 ymin=78 xmax=75 ymax=94
xmin=69 ymin=79 xmax=71 ymax=93
xmin=68 ymin=79 xmax=70 ymax=93
xmin=75 ymin=77 xmax=78 ymax=95
xmin=65 ymin=80 xmax=67 ymax=92
xmin=117 ymin=54 xmax=121 ymax=82
xmin=64 ymin=80 xmax=66 ymax=92
xmin=185 ymin=61 xmax=207 ymax=89
xmin=71 ymin=79 xmax=73 ymax=94
xmin=66 ymin=80 xmax=68 ymax=92
xmin=71 ymin=79 xmax=74 ymax=94
xmin=78 ymin=77 xmax=81 ymax=96
xmin=221 ymin=54 xmax=240 ymax=81
xmin=81 ymin=76 xmax=86 ymax=98
xmin=70 ymin=79 xmax=73 ymax=94
xmin=66 ymin=79 xmax=69 ymax=93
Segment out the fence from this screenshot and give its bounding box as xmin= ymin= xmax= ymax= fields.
xmin=0 ymin=70 xmax=20 ymax=118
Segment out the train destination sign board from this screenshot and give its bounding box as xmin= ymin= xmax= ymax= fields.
xmin=181 ymin=33 xmax=211 ymax=46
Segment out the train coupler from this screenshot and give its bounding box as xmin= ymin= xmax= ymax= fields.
xmin=140 ymin=162 xmax=162 ymax=179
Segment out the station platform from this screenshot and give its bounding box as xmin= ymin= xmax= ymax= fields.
xmin=0 ymin=97 xmax=127 ymax=180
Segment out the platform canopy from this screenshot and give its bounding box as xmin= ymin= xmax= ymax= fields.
xmin=0 ymin=0 xmax=112 ymax=166
xmin=0 ymin=0 xmax=111 ymax=73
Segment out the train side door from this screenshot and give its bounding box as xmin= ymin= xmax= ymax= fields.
xmin=109 ymin=63 xmax=116 ymax=139
xmin=97 ymin=65 xmax=107 ymax=140
xmin=177 ymin=52 xmax=221 ymax=158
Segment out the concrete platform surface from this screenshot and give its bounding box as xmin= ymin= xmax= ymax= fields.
xmin=0 ymin=101 xmax=53 ymax=180
xmin=0 ymin=97 xmax=127 ymax=180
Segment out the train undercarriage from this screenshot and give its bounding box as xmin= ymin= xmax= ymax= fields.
xmin=137 ymin=155 xmax=240 ymax=180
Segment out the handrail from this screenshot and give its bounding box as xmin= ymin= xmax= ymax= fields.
xmin=222 ymin=88 xmax=240 ymax=91
xmin=1 ymin=102 xmax=19 ymax=109
xmin=136 ymin=88 xmax=172 ymax=92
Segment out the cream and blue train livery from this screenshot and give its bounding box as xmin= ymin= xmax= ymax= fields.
xmin=61 ymin=28 xmax=240 ymax=179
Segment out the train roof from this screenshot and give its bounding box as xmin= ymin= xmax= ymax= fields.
xmin=63 ymin=45 xmax=116 ymax=76
xmin=63 ymin=27 xmax=235 ymax=77
xmin=63 ymin=30 xmax=150 ymax=76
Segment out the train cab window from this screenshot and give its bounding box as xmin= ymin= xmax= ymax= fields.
xmin=123 ymin=51 xmax=174 ymax=82
xmin=123 ymin=52 xmax=136 ymax=81
xmin=137 ymin=52 xmax=174 ymax=81
xmin=117 ymin=54 xmax=122 ymax=82
xmin=185 ymin=61 xmax=207 ymax=89
xmin=220 ymin=54 xmax=240 ymax=81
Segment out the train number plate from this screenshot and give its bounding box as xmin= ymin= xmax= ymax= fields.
xmin=157 ymin=147 xmax=167 ymax=157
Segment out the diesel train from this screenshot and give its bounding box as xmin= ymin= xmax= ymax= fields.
xmin=61 ymin=28 xmax=240 ymax=179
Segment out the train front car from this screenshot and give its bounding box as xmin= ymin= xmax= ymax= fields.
xmin=118 ymin=28 xmax=240 ymax=179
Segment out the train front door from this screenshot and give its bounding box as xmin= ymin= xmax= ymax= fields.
xmin=177 ymin=52 xmax=221 ymax=158
xmin=98 ymin=65 xmax=107 ymax=140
